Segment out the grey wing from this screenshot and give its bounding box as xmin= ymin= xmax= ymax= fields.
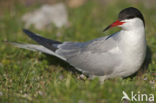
xmin=56 ymin=34 xmax=122 ymax=76
xmin=18 ymin=29 xmax=121 ymax=76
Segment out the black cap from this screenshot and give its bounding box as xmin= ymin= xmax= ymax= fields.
xmin=118 ymin=7 xmax=145 ymax=26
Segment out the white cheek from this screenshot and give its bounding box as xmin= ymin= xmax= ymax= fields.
xmin=119 ymin=18 xmax=144 ymax=30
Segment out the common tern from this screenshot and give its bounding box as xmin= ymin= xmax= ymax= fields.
xmin=11 ymin=7 xmax=146 ymax=81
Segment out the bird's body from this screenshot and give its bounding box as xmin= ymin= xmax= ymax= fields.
xmin=11 ymin=7 xmax=146 ymax=81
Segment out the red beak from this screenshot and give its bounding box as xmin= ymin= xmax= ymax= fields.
xmin=103 ymin=20 xmax=125 ymax=32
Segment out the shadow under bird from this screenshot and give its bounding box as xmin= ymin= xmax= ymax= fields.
xmin=11 ymin=7 xmax=147 ymax=82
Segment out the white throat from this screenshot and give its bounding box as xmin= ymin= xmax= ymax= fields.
xmin=120 ymin=18 xmax=145 ymax=31
xmin=118 ymin=18 xmax=146 ymax=49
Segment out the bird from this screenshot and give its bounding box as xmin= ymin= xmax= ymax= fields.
xmin=11 ymin=7 xmax=146 ymax=82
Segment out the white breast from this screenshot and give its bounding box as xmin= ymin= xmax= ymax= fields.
xmin=113 ymin=18 xmax=146 ymax=77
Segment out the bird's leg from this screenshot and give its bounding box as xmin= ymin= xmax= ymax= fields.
xmin=89 ymin=75 xmax=107 ymax=84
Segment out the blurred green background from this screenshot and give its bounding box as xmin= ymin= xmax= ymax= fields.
xmin=0 ymin=0 xmax=155 ymax=103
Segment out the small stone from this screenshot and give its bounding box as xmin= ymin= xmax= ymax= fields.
xmin=77 ymin=74 xmax=87 ymax=80
xmin=78 ymin=99 xmax=84 ymax=103
xmin=144 ymin=76 xmax=148 ymax=81
xmin=0 ymin=92 xmax=3 ymax=96
xmin=59 ymin=74 xmax=64 ymax=80
xmin=38 ymin=91 xmax=43 ymax=96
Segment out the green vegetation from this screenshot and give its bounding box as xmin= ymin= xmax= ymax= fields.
xmin=0 ymin=0 xmax=155 ymax=103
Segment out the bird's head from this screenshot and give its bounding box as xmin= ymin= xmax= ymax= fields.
xmin=103 ymin=7 xmax=145 ymax=32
